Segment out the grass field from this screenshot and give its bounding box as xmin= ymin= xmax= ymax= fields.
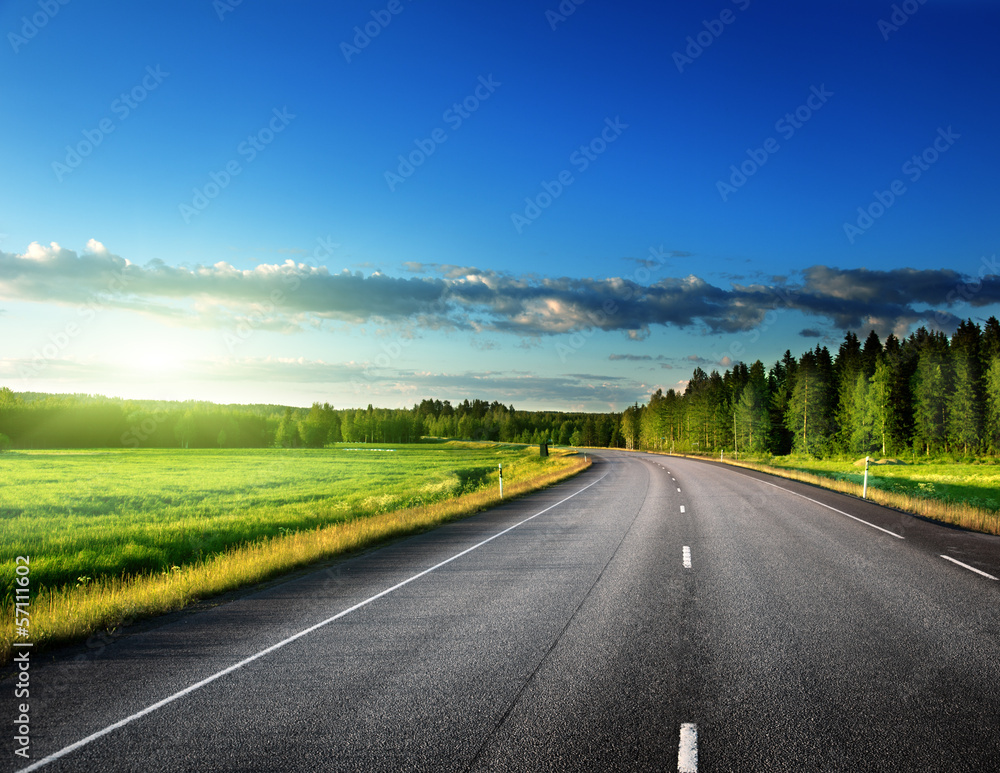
xmin=1 ymin=442 xmax=588 ymax=662
xmin=765 ymin=457 xmax=1000 ymax=512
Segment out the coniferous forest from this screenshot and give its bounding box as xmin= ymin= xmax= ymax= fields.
xmin=2 ymin=319 xmax=1000 ymax=459
xmin=624 ymin=319 xmax=1000 ymax=459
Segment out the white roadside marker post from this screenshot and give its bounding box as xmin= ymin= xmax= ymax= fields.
xmin=863 ymin=456 xmax=870 ymax=499
xmin=499 ymin=462 xmax=503 ymax=499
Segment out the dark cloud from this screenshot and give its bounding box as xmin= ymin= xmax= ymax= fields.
xmin=791 ymin=265 xmax=1000 ymax=335
xmin=3 ymin=242 xmax=998 ymax=341
xmin=0 ymin=241 xmax=448 ymax=329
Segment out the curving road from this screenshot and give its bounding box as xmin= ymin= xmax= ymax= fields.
xmin=6 ymin=451 xmax=1000 ymax=772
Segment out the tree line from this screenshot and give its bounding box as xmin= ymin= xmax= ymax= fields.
xmin=623 ymin=319 xmax=1000 ymax=458
xmin=4 ymin=318 xmax=998 ymax=458
xmin=0 ymin=392 xmax=622 ymax=450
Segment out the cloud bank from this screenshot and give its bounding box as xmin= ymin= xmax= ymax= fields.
xmin=2 ymin=241 xmax=997 ymax=339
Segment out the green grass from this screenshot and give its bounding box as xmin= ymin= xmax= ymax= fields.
xmin=0 ymin=442 xmax=566 ymax=592
xmin=763 ymin=456 xmax=1000 ymax=512
xmin=0 ymin=442 xmax=589 ymax=662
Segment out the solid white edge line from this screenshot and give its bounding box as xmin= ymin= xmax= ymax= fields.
xmin=678 ymin=722 xmax=698 ymax=772
xmin=753 ymin=478 xmax=904 ymax=539
xmin=16 ymin=471 xmax=610 ymax=773
xmin=940 ymin=554 xmax=999 ymax=580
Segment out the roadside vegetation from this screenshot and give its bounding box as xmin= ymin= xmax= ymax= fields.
xmin=6 ymin=318 xmax=1000 ymax=661
xmin=0 ymin=442 xmax=588 ymax=664
xmin=606 ymin=319 xmax=1000 ymax=536
xmin=677 ymin=452 xmax=1000 ymax=536
xmin=619 ymin=321 xmax=1000 ymax=461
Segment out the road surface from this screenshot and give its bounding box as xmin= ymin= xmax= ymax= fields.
xmin=5 ymin=451 xmax=1000 ymax=771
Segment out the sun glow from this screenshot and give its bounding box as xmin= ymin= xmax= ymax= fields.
xmin=124 ymin=344 xmax=188 ymax=378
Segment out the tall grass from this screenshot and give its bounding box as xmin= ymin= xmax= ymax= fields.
xmin=0 ymin=448 xmax=589 ymax=664
xmin=0 ymin=444 xmax=558 ymax=591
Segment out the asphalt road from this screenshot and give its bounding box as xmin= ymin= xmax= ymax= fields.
xmin=5 ymin=451 xmax=1000 ymax=772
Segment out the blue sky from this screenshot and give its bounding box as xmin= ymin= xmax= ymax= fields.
xmin=1 ymin=0 xmax=998 ymax=410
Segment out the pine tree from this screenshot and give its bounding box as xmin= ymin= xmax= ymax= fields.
xmin=769 ymin=351 xmax=797 ymax=454
xmin=984 ymin=357 xmax=1000 ymax=453
xmin=890 ymin=333 xmax=920 ymax=448
xmin=684 ymin=368 xmax=712 ymax=451
xmin=848 ymin=372 xmax=876 ymax=454
xmin=785 ymin=350 xmax=832 ymax=456
xmin=948 ymin=320 xmax=983 ymax=455
xmin=735 ymin=384 xmax=767 ymax=453
xmin=868 ymin=356 xmax=894 ymax=455
xmin=642 ymin=389 xmax=666 ymax=449
xmin=834 ymin=332 xmax=863 ymax=453
xmin=948 ymin=349 xmax=981 ymax=455
xmin=861 ymin=330 xmax=882 ymax=376
xmin=620 ymin=404 xmax=641 ymax=449
xmin=734 ymin=361 xmax=771 ymax=453
xmin=912 ymin=334 xmax=949 ymax=455
xmin=981 ymin=316 xmax=1000 ymax=369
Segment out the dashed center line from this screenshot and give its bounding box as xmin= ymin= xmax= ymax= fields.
xmin=679 ymin=505 xmax=686 ymax=514
xmin=678 ymin=723 xmax=698 ymax=772
xmin=682 ymin=546 xmax=692 ymax=569
xmin=677 ymin=487 xmax=681 ymax=492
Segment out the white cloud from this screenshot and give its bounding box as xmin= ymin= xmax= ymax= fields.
xmin=3 ymin=241 xmax=999 ymax=343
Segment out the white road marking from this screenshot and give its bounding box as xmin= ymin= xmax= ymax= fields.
xmin=15 ymin=472 xmax=610 ymax=773
xmin=753 ymin=478 xmax=903 ymax=539
xmin=682 ymin=546 xmax=692 ymax=569
xmin=677 ymin=487 xmax=681 ymax=492
xmin=940 ymin=554 xmax=999 ymax=580
xmin=678 ymin=723 xmax=698 ymax=772
xmin=680 ymin=505 xmax=686 ymax=513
